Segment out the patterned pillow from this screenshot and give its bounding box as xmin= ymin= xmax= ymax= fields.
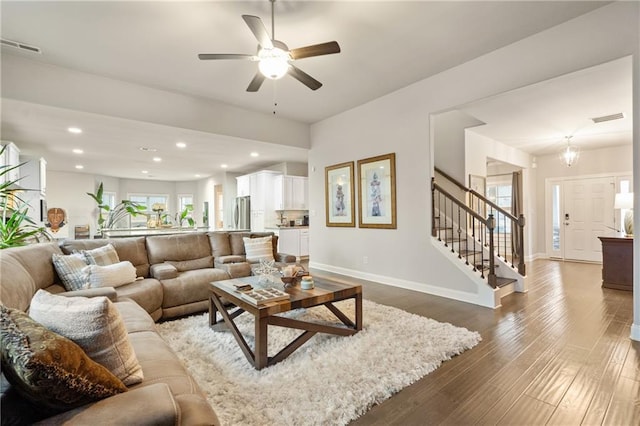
xmin=29 ymin=290 xmax=144 ymax=386
xmin=83 ymin=261 xmax=137 ymax=288
xmin=82 ymin=243 xmax=120 ymax=266
xmin=0 ymin=305 xmax=127 ymax=413
xmin=243 ymin=236 xmax=274 ymax=263
xmin=52 ymin=253 xmax=89 ymax=291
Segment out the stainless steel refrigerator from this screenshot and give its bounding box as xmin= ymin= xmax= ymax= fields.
xmin=233 ymin=196 xmax=251 ymax=230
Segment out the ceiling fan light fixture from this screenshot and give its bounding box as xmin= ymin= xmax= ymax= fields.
xmin=258 ymin=47 xmax=289 ymax=79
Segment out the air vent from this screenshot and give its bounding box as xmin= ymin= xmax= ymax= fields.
xmin=1 ymin=38 xmax=42 ymax=54
xmin=591 ymin=112 xmax=624 ymax=124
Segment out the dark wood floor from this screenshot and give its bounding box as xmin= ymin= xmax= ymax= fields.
xmin=308 ymin=259 xmax=638 ymax=425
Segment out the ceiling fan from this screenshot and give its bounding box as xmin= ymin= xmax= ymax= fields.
xmin=198 ymin=0 xmax=340 ymax=92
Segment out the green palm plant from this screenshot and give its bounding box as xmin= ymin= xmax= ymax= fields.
xmin=87 ymin=182 xmax=147 ymax=231
xmin=177 ymin=204 xmax=195 ymax=227
xmin=0 ymin=145 xmax=49 ymax=248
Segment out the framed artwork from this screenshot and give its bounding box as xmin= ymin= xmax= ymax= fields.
xmin=325 ymin=161 xmax=356 ymax=227
xmin=357 ymin=153 xmax=396 ymax=229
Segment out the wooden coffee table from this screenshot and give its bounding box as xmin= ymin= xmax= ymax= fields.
xmin=208 ymin=276 xmax=362 ymax=370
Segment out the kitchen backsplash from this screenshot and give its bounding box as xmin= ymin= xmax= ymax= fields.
xmin=274 ymin=210 xmax=309 ymax=226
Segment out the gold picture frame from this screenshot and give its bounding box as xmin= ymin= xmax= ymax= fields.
xmin=357 ymin=153 xmax=396 ymax=229
xmin=325 ymin=161 xmax=356 ymax=227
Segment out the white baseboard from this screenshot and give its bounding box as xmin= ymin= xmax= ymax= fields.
xmin=309 ymin=261 xmax=497 ymax=309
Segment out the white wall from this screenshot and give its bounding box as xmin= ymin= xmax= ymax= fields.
xmin=433 ymin=110 xmax=484 ymax=182
xmin=309 ymin=2 xmax=639 ymax=306
xmin=47 ymin=171 xmax=96 ymax=238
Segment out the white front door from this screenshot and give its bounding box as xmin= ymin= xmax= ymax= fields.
xmin=563 ymin=177 xmax=615 ymax=261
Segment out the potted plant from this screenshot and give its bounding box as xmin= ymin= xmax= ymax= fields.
xmin=177 ymin=204 xmax=195 ymax=228
xmin=87 ymin=182 xmax=147 ymax=232
xmin=0 ymin=145 xmax=49 ymax=248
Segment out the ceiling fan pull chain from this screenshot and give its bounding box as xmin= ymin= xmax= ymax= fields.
xmin=273 ymin=81 xmax=278 ymax=115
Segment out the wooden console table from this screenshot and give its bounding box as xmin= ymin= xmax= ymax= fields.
xmin=598 ymin=236 xmax=633 ymax=291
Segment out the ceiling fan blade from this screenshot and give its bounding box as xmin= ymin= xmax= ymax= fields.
xmin=246 ymin=72 xmax=266 ymax=92
xmin=198 ymin=53 xmax=257 ymax=61
xmin=242 ymin=15 xmax=273 ymax=49
xmin=289 ymin=41 xmax=341 ymax=60
xmin=288 ymin=65 xmax=322 ymax=91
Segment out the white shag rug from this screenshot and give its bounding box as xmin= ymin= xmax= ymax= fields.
xmin=157 ymin=299 xmax=481 ymax=426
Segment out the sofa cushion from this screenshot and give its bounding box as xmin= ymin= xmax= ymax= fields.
xmin=243 ymin=236 xmax=275 ymax=263
xmin=114 ymin=278 xmax=164 ymax=317
xmin=113 ymin=299 xmax=157 ymax=334
xmin=29 ymin=290 xmax=144 ymax=386
xmin=37 ymin=383 xmax=181 ymax=426
xmin=229 ymin=232 xmax=251 ymax=255
xmin=52 ymin=252 xmax=89 ymax=291
xmin=0 ymin=306 xmax=127 ymax=413
xmin=83 ymin=261 xmax=137 ymax=288
xmin=150 ymin=263 xmax=179 ymax=280
xmin=2 ymin=242 xmax=63 ymax=292
xmin=160 ymin=269 xmax=230 ymax=309
xmin=166 ymin=255 xmax=214 ymax=272
xmin=81 ymin=243 xmax=120 ymax=266
xmin=208 ymin=231 xmax=232 ymax=257
xmin=0 ymin=254 xmax=36 ymax=311
xmin=146 ymin=233 xmax=212 ymax=265
xmin=61 ymin=238 xmax=151 ymax=278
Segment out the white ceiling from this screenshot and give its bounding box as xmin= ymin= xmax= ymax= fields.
xmin=459 ymin=55 xmax=632 ymax=156
xmin=1 ymin=1 xmax=623 ymax=181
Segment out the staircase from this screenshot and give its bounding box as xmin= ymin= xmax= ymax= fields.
xmin=431 ymin=169 xmax=526 ymax=303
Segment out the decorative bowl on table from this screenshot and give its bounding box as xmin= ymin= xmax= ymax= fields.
xmin=281 ymin=276 xmax=297 ymax=287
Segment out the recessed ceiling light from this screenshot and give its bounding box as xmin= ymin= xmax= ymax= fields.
xmin=141 ymin=170 xmax=148 ymax=174
xmin=176 ymin=142 xmax=187 ymax=148
xmin=68 ymin=127 xmax=82 ymax=134
xmin=221 ymin=164 xmax=228 ymax=169
xmin=75 ymin=165 xmax=84 ymax=169
xmin=139 ymin=147 xmax=157 ymax=152
xmin=153 ymin=157 xmax=162 ymax=162
xmin=72 ymin=148 xmax=83 ymax=154
xmin=250 ymin=152 xmax=259 ymax=157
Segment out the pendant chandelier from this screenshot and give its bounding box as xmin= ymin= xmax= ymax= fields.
xmin=559 ymin=136 xmax=579 ymax=167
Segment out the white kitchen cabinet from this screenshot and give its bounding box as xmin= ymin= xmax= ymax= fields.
xmin=278 ymin=227 xmax=309 ymax=260
xmin=20 ymin=157 xmax=46 ymax=195
xmin=299 ymin=228 xmax=309 ymax=256
xmin=274 ymin=175 xmax=308 ymax=210
xmin=290 ymin=176 xmax=308 ymax=210
xmin=0 ymin=142 xmax=21 ymax=184
xmin=236 ymin=175 xmax=250 ymax=196
xmin=236 ymin=171 xmax=278 ymax=231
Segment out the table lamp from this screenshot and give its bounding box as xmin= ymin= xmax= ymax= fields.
xmin=614 ymin=192 xmax=633 ymax=237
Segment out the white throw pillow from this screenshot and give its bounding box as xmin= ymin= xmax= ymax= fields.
xmin=29 ymin=289 xmax=144 ymax=386
xmin=52 ymin=253 xmax=89 ymax=291
xmin=83 ymin=261 xmax=137 ymax=289
xmin=243 ymin=236 xmax=274 ymax=263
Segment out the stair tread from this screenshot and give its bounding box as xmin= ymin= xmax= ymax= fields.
xmin=495 ymin=276 xmax=516 ymax=287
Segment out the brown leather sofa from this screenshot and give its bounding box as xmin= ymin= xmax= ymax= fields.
xmin=0 ymin=231 xmax=295 ymax=425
